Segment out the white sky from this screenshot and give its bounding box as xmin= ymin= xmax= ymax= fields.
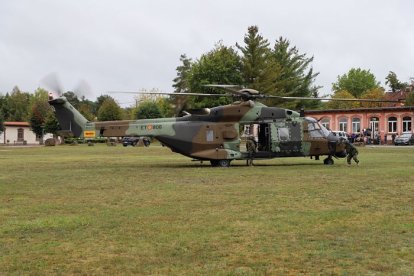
xmin=1 ymin=0 xmax=413 ymax=106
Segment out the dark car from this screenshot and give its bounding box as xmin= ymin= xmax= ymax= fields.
xmin=122 ymin=137 xmax=150 ymax=147
xmin=394 ymin=133 xmax=414 ymax=145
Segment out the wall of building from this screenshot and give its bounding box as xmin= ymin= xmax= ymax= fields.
xmin=305 ymin=107 xmax=414 ymax=144
xmin=1 ymin=124 xmax=53 ymax=145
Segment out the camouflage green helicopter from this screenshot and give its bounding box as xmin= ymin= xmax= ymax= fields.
xmin=47 ymin=86 xmax=395 ymax=167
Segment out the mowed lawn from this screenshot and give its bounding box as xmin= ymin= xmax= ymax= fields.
xmin=1 ymin=144 xmax=413 ymax=274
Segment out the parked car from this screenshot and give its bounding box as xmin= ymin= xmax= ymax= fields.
xmin=122 ymin=137 xmax=139 ymax=147
xmin=331 ymin=131 xmax=349 ymax=141
xmin=394 ymin=133 xmax=414 ymax=145
xmin=122 ymin=137 xmax=151 ymax=147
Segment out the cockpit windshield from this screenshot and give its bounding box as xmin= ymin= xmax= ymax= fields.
xmin=306 ymin=117 xmax=330 ymax=138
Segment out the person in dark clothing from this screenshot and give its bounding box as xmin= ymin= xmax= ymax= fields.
xmin=343 ymin=140 xmax=359 ymax=166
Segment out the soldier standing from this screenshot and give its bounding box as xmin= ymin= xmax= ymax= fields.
xmin=246 ymin=137 xmax=257 ymax=166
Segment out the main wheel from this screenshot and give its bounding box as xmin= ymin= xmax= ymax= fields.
xmin=210 ymin=160 xmax=219 ymax=167
xmin=217 ymin=159 xmax=231 ymax=167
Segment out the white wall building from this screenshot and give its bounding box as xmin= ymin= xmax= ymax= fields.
xmin=0 ymin=122 xmax=52 ymax=145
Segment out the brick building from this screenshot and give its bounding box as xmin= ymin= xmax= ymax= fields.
xmin=305 ymin=91 xmax=413 ymax=144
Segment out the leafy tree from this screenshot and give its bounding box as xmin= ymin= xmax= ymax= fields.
xmin=332 ymin=68 xmax=380 ymax=98
xmin=78 ymin=101 xmax=95 ymax=121
xmin=8 ymin=87 xmax=30 ymax=121
xmin=97 ymin=98 xmax=122 ymax=121
xmin=405 ymin=78 xmax=414 ymax=105
xmin=28 ymin=88 xmax=51 ymax=138
xmin=172 ymin=54 xmax=193 ymax=115
xmin=0 ymin=112 xmax=4 ymax=133
xmin=43 ymin=111 xmax=60 ymax=136
xmin=187 ymin=42 xmax=243 ymax=108
xmin=63 ymin=91 xmax=80 ymax=108
xmin=359 ymin=88 xmax=386 ymax=108
xmin=135 ymin=100 xmax=163 ymax=119
xmin=29 ymin=100 xmax=51 ymax=139
xmin=405 ymin=91 xmax=414 ymax=106
xmin=385 ymin=71 xmax=406 ymax=92
xmin=156 ymin=97 xmax=174 ymax=117
xmin=95 ymin=95 xmax=113 ymax=114
xmin=0 ymin=94 xmax=5 ymax=129
xmin=173 ymin=54 xmax=192 ymax=93
xmin=324 ymin=90 xmax=359 ymax=109
xmin=0 ymin=93 xmax=10 ymax=120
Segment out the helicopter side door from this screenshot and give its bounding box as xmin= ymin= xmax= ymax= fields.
xmin=269 ymin=120 xmax=304 ymax=156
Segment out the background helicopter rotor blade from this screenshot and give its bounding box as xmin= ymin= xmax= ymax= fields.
xmin=74 ymin=79 xmax=94 ymax=100
xmin=40 ymin=73 xmax=64 ymax=98
xmin=41 ymin=73 xmax=94 ymax=100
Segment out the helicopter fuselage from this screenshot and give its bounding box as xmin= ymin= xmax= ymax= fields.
xmin=49 ymin=96 xmax=346 ymax=166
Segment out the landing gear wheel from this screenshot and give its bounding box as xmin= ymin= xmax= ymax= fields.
xmin=218 ymin=159 xmax=231 ymax=167
xmin=210 ymin=160 xmax=231 ymax=167
xmin=323 ymin=157 xmax=334 ymax=165
xmin=210 ymin=160 xmax=219 ymax=167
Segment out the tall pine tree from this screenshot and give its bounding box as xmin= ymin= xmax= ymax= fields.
xmin=236 ymin=25 xmax=276 ymax=91
xmin=270 ymin=37 xmax=320 ymax=109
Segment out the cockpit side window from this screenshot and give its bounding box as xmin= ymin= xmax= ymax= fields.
xmin=308 ymin=122 xmax=324 ymax=138
xmin=305 ymin=117 xmax=330 ymax=138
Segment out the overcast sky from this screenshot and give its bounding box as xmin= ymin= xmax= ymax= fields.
xmin=1 ymin=0 xmax=413 ymax=106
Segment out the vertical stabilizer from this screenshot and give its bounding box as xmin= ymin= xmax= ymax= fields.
xmin=48 ymin=96 xmax=88 ymax=137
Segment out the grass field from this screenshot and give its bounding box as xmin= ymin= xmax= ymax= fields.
xmin=1 ymin=144 xmax=414 ymax=274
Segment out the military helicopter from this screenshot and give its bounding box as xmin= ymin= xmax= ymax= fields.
xmin=47 ymin=85 xmax=397 ymax=167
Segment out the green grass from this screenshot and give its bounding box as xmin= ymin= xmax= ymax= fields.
xmin=1 ymin=144 xmax=413 ymax=274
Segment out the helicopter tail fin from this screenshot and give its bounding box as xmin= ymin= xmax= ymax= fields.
xmin=48 ymin=93 xmax=88 ymax=138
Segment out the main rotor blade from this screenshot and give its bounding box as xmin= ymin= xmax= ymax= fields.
xmin=265 ymin=95 xmax=401 ymax=103
xmin=108 ymin=91 xmax=231 ymax=97
xmin=108 ymin=90 xmax=402 ymax=103
xmin=203 ymin=84 xmax=243 ymax=92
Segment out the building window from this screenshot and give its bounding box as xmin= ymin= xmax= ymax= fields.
xmin=339 ymin=117 xmax=348 ymax=132
xmin=402 ymin=116 xmax=412 ymax=133
xmin=17 ymin=128 xmax=24 ymax=141
xmin=352 ymin=118 xmax=361 ymax=133
xmin=388 ymin=117 xmax=397 ymax=133
xmin=370 ymin=117 xmax=379 ymax=133
xmin=320 ymin=118 xmax=330 ymax=130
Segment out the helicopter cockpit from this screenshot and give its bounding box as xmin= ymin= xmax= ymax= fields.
xmin=305 ymin=117 xmax=331 ymax=139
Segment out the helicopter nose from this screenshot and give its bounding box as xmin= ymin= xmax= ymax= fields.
xmin=327 ymin=132 xmax=340 ymax=143
xmin=326 ymin=134 xmax=347 ymax=158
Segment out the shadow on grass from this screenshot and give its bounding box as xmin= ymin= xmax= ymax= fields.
xmin=146 ymin=161 xmax=328 ymax=168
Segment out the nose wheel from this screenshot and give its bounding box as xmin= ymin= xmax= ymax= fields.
xmin=323 ymin=156 xmax=334 ymax=165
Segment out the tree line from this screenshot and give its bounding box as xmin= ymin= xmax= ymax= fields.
xmin=1 ymin=25 xmax=413 ymax=138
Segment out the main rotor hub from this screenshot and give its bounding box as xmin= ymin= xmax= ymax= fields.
xmin=238 ymin=88 xmax=261 ymax=101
